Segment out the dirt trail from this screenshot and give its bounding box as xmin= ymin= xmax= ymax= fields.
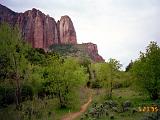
xmin=61 ymin=95 xmax=92 ymax=120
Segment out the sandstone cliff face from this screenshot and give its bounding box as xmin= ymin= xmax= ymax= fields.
xmin=0 ymin=4 xmax=17 ymax=25
xmin=16 ymin=8 xmax=59 ymax=49
xmin=58 ymin=15 xmax=77 ymax=44
xmin=81 ymin=43 xmax=104 ymax=62
xmin=0 ymin=4 xmax=76 ymax=49
xmin=0 ymin=4 xmax=104 ymax=62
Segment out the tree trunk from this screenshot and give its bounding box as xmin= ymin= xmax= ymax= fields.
xmin=110 ymin=71 xmax=113 ymax=99
xmin=15 ymin=74 xmax=21 ymax=110
xmin=110 ymin=80 xmax=113 ymax=99
xmin=58 ymin=90 xmax=65 ymax=108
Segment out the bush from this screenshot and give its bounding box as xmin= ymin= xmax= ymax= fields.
xmin=0 ymin=84 xmax=34 ymax=108
xmin=91 ymin=80 xmax=102 ymax=88
xmin=21 ymin=85 xmax=34 ymax=101
xmin=112 ymin=79 xmax=131 ymax=89
xmin=0 ymin=85 xmax=15 ymax=108
xmin=112 ymin=81 xmax=123 ymax=89
xmin=131 ymin=41 xmax=160 ymax=100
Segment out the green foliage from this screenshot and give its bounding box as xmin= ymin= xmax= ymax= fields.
xmin=108 ymin=58 xmax=122 ymax=71
xmin=107 ymin=59 xmax=122 ymax=98
xmin=26 ymin=48 xmax=46 ymax=65
xmin=131 ymin=41 xmax=160 ymax=100
xmin=49 ymin=44 xmax=78 ymax=55
xmin=90 ymin=59 xmax=122 ymax=99
xmin=0 ymin=54 xmax=10 ymax=80
xmin=0 ymin=23 xmax=30 ymax=81
xmin=21 ymin=84 xmax=34 ymax=101
xmin=79 ymin=58 xmax=92 ymax=87
xmin=79 ymin=58 xmax=91 ymax=68
xmin=0 ymin=23 xmax=31 ymax=109
xmin=1 ymin=22 xmax=159 ymax=120
xmin=43 ymin=57 xmax=87 ymax=108
xmin=49 ymin=44 xmax=93 ymax=61
xmin=92 ymin=63 xmax=110 ymax=87
xmin=112 ymin=72 xmax=133 ymax=89
xmin=125 ymin=60 xmax=133 ymax=72
xmin=0 ymin=84 xmax=15 ymax=107
xmin=0 ymin=23 xmax=89 ymax=119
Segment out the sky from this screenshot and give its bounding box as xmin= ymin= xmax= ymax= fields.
xmin=1 ymin=0 xmax=160 ymax=69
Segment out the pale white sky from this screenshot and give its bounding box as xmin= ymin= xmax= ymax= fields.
xmin=1 ymin=0 xmax=160 ymax=69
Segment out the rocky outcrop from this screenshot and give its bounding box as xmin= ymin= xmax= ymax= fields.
xmin=16 ymin=9 xmax=59 ymax=49
xmin=81 ymin=43 xmax=104 ymax=62
xmin=58 ymin=15 xmax=77 ymax=44
xmin=0 ymin=4 xmax=104 ymax=62
xmin=0 ymin=4 xmax=76 ymax=49
xmin=0 ymin=4 xmax=17 ymax=25
xmin=50 ymin=43 xmax=104 ymax=62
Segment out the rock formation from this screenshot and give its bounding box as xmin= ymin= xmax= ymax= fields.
xmin=58 ymin=15 xmax=77 ymax=44
xmin=17 ymin=9 xmax=59 ymax=49
xmin=81 ymin=43 xmax=104 ymax=62
xmin=0 ymin=4 xmax=76 ymax=49
xmin=0 ymin=4 xmax=104 ymax=62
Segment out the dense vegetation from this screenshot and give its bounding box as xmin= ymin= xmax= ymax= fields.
xmin=0 ymin=23 xmax=88 ymax=119
xmin=0 ymin=23 xmax=159 ymax=120
xmin=131 ymin=41 xmax=160 ymax=100
xmin=49 ymin=44 xmax=93 ymax=61
xmin=80 ymin=41 xmax=160 ymax=120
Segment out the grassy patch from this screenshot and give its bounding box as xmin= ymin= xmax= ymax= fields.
xmin=79 ymin=87 xmax=159 ymax=120
xmin=0 ymin=87 xmax=91 ymax=120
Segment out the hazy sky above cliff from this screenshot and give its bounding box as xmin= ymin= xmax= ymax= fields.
xmin=1 ymin=0 xmax=160 ymax=69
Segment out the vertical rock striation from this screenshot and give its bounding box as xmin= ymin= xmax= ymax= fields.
xmin=15 ymin=8 xmax=59 ymax=49
xmin=0 ymin=4 xmax=76 ymax=49
xmin=58 ymin=15 xmax=77 ymax=44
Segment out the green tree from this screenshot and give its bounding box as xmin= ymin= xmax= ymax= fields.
xmin=125 ymin=60 xmax=133 ymax=72
xmin=108 ymin=58 xmax=122 ymax=98
xmin=0 ymin=23 xmax=30 ymax=109
xmin=26 ymin=48 xmax=46 ymax=65
xmin=79 ymin=58 xmax=92 ymax=87
xmin=132 ymin=41 xmax=160 ymax=100
xmin=92 ymin=59 xmax=122 ymax=99
xmin=93 ymin=63 xmax=109 ymax=88
xmin=92 ymin=63 xmax=110 ymax=95
xmin=43 ymin=57 xmax=87 ymax=108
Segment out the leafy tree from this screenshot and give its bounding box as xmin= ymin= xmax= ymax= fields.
xmin=26 ymin=48 xmax=46 ymax=65
xmin=132 ymin=41 xmax=160 ymax=100
xmin=92 ymin=59 xmax=122 ymax=99
xmin=93 ymin=63 xmax=109 ymax=88
xmin=79 ymin=58 xmax=92 ymax=87
xmin=125 ymin=60 xmax=133 ymax=72
xmin=43 ymin=57 xmax=87 ymax=108
xmin=108 ymin=58 xmax=122 ymax=98
xmin=0 ymin=23 xmax=30 ymax=109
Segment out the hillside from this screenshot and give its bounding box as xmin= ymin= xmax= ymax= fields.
xmin=49 ymin=43 xmax=104 ymax=62
xmin=0 ymin=4 xmax=104 ymax=62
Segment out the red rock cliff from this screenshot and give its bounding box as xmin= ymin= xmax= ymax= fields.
xmin=81 ymin=43 xmax=105 ymax=62
xmin=57 ymin=15 xmax=77 ymax=44
xmin=0 ymin=4 xmax=104 ymax=62
xmin=0 ymin=4 xmax=76 ymax=49
xmin=17 ymin=8 xmax=59 ymax=49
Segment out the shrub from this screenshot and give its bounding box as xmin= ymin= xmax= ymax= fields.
xmin=0 ymin=85 xmax=15 ymax=107
xmin=21 ymin=85 xmax=34 ymax=101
